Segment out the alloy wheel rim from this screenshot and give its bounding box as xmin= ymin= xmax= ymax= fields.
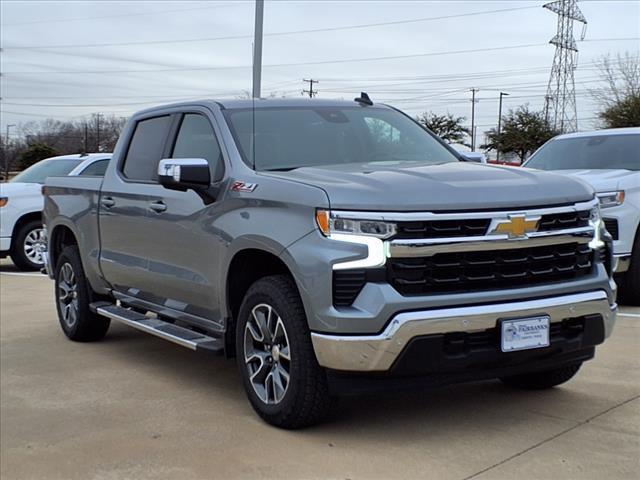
xmin=23 ymin=227 xmax=46 ymax=265
xmin=57 ymin=263 xmax=79 ymax=328
xmin=244 ymin=303 xmax=291 ymax=405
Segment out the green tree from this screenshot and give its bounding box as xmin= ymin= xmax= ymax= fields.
xmin=19 ymin=144 xmax=59 ymax=170
xmin=416 ymin=112 xmax=470 ymax=145
xmin=482 ymin=105 xmax=557 ymax=163
xmin=599 ymin=93 xmax=640 ymax=128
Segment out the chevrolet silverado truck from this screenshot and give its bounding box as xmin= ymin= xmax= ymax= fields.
xmin=43 ymin=97 xmax=617 ymax=429
xmin=523 ymin=127 xmax=639 ymax=305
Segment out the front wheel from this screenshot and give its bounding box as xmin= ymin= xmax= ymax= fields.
xmin=236 ymin=275 xmax=334 ymax=429
xmin=500 ymin=363 xmax=582 ymax=390
xmin=55 ymin=246 xmax=110 ymax=342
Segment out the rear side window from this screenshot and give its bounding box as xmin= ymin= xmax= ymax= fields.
xmin=122 ymin=116 xmax=172 ymax=181
xmin=172 ymin=114 xmax=224 ymax=180
xmin=79 ymin=159 xmax=110 ymax=176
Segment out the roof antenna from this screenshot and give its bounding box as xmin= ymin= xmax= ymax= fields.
xmin=354 ymin=92 xmax=373 ymax=106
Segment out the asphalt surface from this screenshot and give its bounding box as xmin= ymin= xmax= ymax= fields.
xmin=1 ymin=259 xmax=639 ymax=480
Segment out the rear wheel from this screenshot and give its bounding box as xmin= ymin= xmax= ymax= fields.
xmin=11 ymin=220 xmax=46 ymax=271
xmin=236 ymin=275 xmax=334 ymax=429
xmin=500 ymin=363 xmax=582 ymax=390
xmin=55 ymin=246 xmax=110 ymax=342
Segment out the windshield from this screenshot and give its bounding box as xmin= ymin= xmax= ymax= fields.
xmin=525 ymin=134 xmax=640 ymax=171
xmin=224 ymin=106 xmax=459 ymax=171
xmin=10 ymin=158 xmax=82 ymax=184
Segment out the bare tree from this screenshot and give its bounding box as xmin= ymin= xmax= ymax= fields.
xmin=590 ymin=52 xmax=640 ymax=128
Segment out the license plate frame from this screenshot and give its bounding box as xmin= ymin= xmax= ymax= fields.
xmin=500 ymin=315 xmax=550 ymax=353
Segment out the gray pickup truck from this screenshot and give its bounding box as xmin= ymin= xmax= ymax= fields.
xmin=44 ymin=97 xmax=618 ymax=428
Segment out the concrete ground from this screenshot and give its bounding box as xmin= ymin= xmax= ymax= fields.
xmin=1 ymin=259 xmax=638 ymax=480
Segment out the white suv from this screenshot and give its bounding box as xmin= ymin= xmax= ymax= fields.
xmin=524 ymin=128 xmax=639 ymax=304
xmin=0 ymin=153 xmax=111 ymax=270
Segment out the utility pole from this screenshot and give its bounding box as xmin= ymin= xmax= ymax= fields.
xmin=496 ymin=92 xmax=509 ymax=163
xmin=95 ymin=114 xmax=102 ymax=152
xmin=252 ymin=0 xmax=264 ymax=98
xmin=4 ymin=124 xmax=15 ymax=180
xmin=543 ymin=0 xmax=587 ymax=132
xmin=470 ymin=88 xmax=479 ymax=151
xmin=302 ymin=78 xmax=318 ymax=98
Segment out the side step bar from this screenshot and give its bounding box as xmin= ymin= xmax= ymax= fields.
xmin=91 ymin=303 xmax=224 ymax=355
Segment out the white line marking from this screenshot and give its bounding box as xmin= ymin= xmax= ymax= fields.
xmin=0 ymin=271 xmax=46 ymax=277
xmin=618 ymin=313 xmax=640 ymax=318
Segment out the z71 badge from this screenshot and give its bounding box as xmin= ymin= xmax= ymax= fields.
xmin=231 ymin=181 xmax=258 ymax=193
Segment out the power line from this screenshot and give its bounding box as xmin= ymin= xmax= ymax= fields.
xmin=2 ymin=5 xmax=540 ymax=50
xmin=1 ymin=3 xmax=242 ymax=27
xmin=6 ymin=38 xmax=635 ymax=76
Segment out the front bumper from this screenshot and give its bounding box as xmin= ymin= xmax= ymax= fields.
xmin=311 ymin=290 xmax=616 ymax=372
xmin=613 ymin=254 xmax=631 ymax=273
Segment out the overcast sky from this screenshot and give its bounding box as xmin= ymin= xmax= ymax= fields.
xmin=1 ymin=0 xmax=639 ymax=142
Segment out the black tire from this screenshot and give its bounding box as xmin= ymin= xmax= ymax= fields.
xmin=617 ymin=233 xmax=639 ymax=306
xmin=54 ymin=246 xmax=110 ymax=342
xmin=11 ymin=219 xmax=46 ymax=271
xmin=236 ymin=275 xmax=334 ymax=429
xmin=500 ymin=363 xmax=582 ymax=390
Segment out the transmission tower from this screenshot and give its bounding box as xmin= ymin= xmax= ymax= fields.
xmin=543 ymin=0 xmax=587 ymax=133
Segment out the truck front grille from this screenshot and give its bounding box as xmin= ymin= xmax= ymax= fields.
xmin=393 ymin=209 xmax=591 ymax=240
xmin=388 ymin=242 xmax=593 ymax=296
xmin=538 ymin=210 xmax=590 ymax=231
xmin=395 ymin=219 xmax=490 ymax=239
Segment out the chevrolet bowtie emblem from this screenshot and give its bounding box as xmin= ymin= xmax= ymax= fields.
xmin=492 ymin=215 xmax=540 ymax=239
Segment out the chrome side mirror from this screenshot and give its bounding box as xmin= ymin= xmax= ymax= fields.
xmin=158 ymin=158 xmax=210 ymax=191
xmin=462 ymin=152 xmax=487 ymax=163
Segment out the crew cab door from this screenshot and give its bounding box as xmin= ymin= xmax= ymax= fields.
xmin=139 ymin=112 xmax=227 ymax=326
xmin=99 ymin=114 xmax=174 ymax=294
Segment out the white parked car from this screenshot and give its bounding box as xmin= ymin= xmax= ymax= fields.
xmin=524 ymin=128 xmax=639 ymax=304
xmin=0 ymin=153 xmax=111 ymax=270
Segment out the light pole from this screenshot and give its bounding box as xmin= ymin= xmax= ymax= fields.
xmin=469 ymin=88 xmax=479 ymax=151
xmin=252 ymin=0 xmax=264 ymax=98
xmin=496 ymin=92 xmax=509 ymax=163
xmin=4 ymin=124 xmax=16 ymax=181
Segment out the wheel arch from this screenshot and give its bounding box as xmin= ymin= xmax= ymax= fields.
xmin=48 ymin=222 xmax=80 ymax=272
xmin=224 ymin=247 xmax=303 ymax=357
xmin=9 ymin=211 xmax=42 ymax=252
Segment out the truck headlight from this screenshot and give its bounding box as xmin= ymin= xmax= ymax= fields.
xmin=316 ymin=210 xmax=394 ymax=270
xmin=597 ymin=191 xmax=625 ymax=209
xmin=315 ymin=210 xmax=396 ymax=239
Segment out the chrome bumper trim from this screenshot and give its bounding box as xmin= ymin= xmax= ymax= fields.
xmin=389 ymin=227 xmax=593 ymax=258
xmin=613 ymin=254 xmax=631 ymax=273
xmin=311 ymin=291 xmax=616 ymax=372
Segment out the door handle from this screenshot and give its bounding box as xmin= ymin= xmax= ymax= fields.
xmin=101 ymin=197 xmax=115 ymax=208
xmin=149 ymin=201 xmax=167 ymax=213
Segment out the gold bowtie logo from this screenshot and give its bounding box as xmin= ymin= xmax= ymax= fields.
xmin=492 ymin=215 xmax=540 ymax=238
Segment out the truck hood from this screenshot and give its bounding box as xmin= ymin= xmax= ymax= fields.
xmin=264 ymin=162 xmax=595 ymax=211
xmin=551 ymin=169 xmax=638 ymax=192
xmin=0 ymin=182 xmax=42 ymax=199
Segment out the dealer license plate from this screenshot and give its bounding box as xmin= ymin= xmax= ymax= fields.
xmin=501 ymin=316 xmax=550 ymax=352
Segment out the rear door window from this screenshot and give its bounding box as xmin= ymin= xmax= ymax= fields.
xmin=79 ymin=159 xmax=110 ymax=176
xmin=122 ymin=116 xmax=172 ymax=181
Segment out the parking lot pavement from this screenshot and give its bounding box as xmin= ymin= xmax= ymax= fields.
xmin=1 ymin=259 xmax=638 ymax=480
